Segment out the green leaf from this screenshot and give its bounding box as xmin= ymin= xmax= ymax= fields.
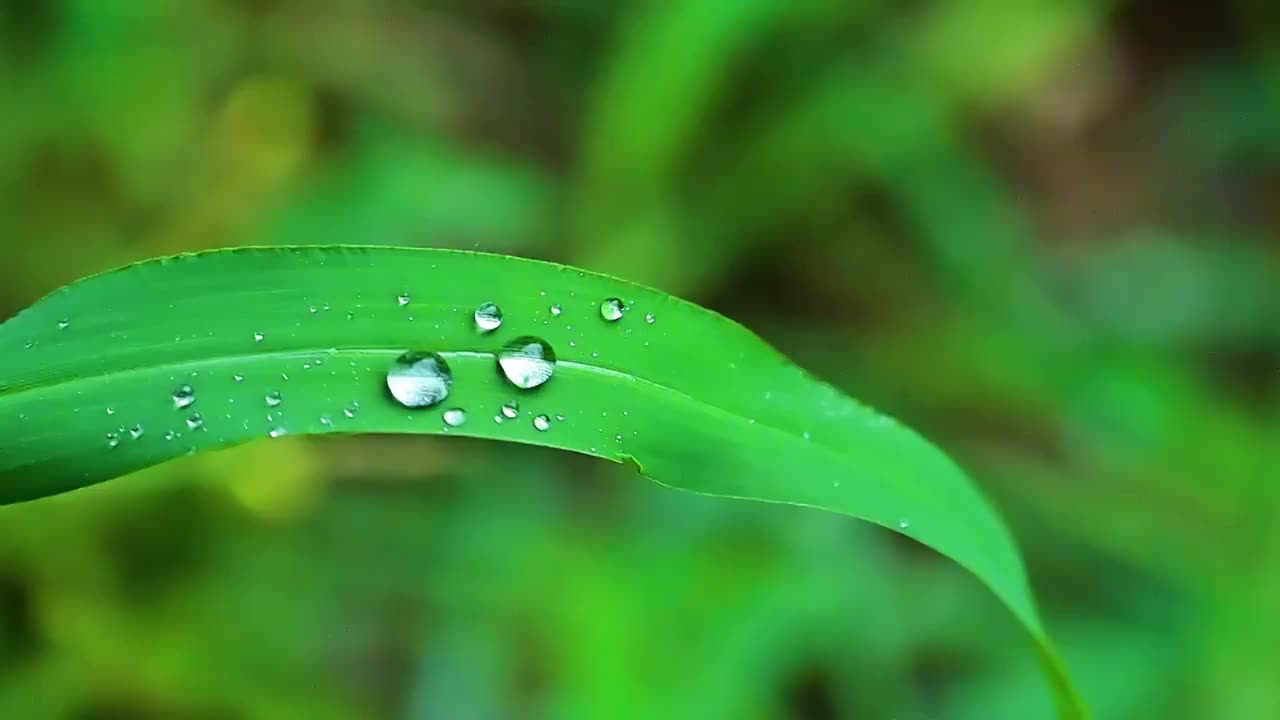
xmin=0 ymin=246 xmax=1087 ymax=718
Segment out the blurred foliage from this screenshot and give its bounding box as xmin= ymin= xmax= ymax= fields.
xmin=0 ymin=1 xmax=1276 ymax=718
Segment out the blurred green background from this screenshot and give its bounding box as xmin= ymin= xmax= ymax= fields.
xmin=1 ymin=1 xmax=1277 ymax=718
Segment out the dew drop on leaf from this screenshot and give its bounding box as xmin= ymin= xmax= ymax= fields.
xmin=497 ymin=337 xmax=557 ymax=390
xmin=269 ymin=427 xmax=287 ymax=438
xmin=474 ymin=302 xmax=503 ymax=332
xmin=550 ymin=304 xmax=563 ymax=317
xmin=386 ymin=352 xmax=453 ymax=409
xmin=253 ymin=332 xmax=265 ymax=343
xmin=106 ymin=432 xmax=120 ymax=449
xmin=502 ymin=401 xmax=520 ymax=419
xmin=173 ymin=384 xmax=196 ymax=410
xmin=533 ymin=415 xmax=552 ymax=432
xmin=186 ymin=413 xmax=204 ymax=431
xmin=600 ymin=298 xmax=625 ymax=322
xmin=57 ymin=319 xmax=70 ymax=330
xmin=397 ymin=293 xmax=411 ymax=307
xmin=443 ymin=408 xmax=467 ymax=427
xmin=266 ymin=391 xmax=283 ymax=408
xmin=129 ymin=425 xmax=144 ymax=440
xmin=645 ymin=312 xmax=656 ymax=324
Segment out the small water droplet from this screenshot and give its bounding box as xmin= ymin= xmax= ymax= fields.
xmin=164 ymin=430 xmax=177 ymax=441
xmin=309 ymin=305 xmax=318 ymax=314
xmin=555 ymin=414 xmax=566 ymax=422
xmin=550 ymin=304 xmax=563 ymax=316
xmin=129 ymin=424 xmax=144 ymax=440
xmin=233 ymin=374 xmax=245 ymax=383
xmin=474 ymin=302 xmax=503 ymax=332
xmin=269 ymin=427 xmax=287 ymax=438
xmin=266 ymin=391 xmax=283 ymax=408
xmin=645 ymin=312 xmax=656 ymax=324
xmin=186 ymin=413 xmax=204 ymax=430
xmin=320 ymin=414 xmax=334 ymax=427
xmin=600 ymin=298 xmax=625 ymax=322
xmin=344 ymin=403 xmax=359 ymax=419
xmin=172 ymin=384 xmax=196 ymax=409
xmin=533 ymin=415 xmax=552 ymax=432
xmin=253 ymin=331 xmax=265 ymax=343
xmin=498 ymin=337 xmax=557 ymax=390
xmin=898 ymin=519 xmax=910 ymax=530
xmin=387 ymin=352 xmax=453 ymax=408
xmin=57 ymin=319 xmax=70 ymax=330
xmin=397 ymin=293 xmax=411 ymax=307
xmin=494 ymin=415 xmax=505 ymax=424
xmin=106 ymin=432 xmax=120 ymax=449
xmin=502 ymin=401 xmax=520 ymax=419
xmin=106 ymin=408 xmax=116 ymax=416
xmin=443 ymin=408 xmax=467 ymax=427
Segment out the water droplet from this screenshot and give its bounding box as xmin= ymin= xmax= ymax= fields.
xmin=533 ymin=415 xmax=552 ymax=432
xmin=309 ymin=305 xmax=318 ymax=314
xmin=386 ymin=352 xmax=453 ymax=408
xmin=172 ymin=384 xmax=196 ymax=409
xmin=320 ymin=414 xmax=334 ymax=427
xmin=645 ymin=312 xmax=656 ymax=324
xmin=233 ymin=374 xmax=245 ymax=383
xmin=186 ymin=413 xmax=204 ymax=430
xmin=269 ymin=427 xmax=287 ymax=438
xmin=898 ymin=519 xmax=910 ymax=530
xmin=501 ymin=401 xmax=520 ymax=419
xmin=57 ymin=319 xmax=70 ymax=330
xmin=600 ymin=298 xmax=626 ymax=322
xmin=397 ymin=293 xmax=411 ymax=307
xmin=443 ymin=408 xmax=467 ymax=427
xmin=106 ymin=408 xmax=116 ymax=416
xmin=555 ymin=414 xmax=566 ymax=422
xmin=106 ymin=432 xmax=120 ymax=449
xmin=266 ymin=391 xmax=283 ymax=408
xmin=550 ymin=304 xmax=563 ymax=316
xmin=129 ymin=425 xmax=144 ymax=440
xmin=252 ymin=331 xmax=265 ymax=343
xmin=497 ymin=337 xmax=557 ymax=390
xmin=344 ymin=403 xmax=359 ymax=419
xmin=164 ymin=430 xmax=177 ymax=441
xmin=474 ymin=302 xmax=503 ymax=332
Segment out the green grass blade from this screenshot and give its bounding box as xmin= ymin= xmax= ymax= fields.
xmin=0 ymin=246 xmax=1086 ymax=718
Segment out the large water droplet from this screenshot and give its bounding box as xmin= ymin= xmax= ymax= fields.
xmin=501 ymin=401 xmax=520 ymax=419
xmin=386 ymin=352 xmax=453 ymax=408
xmin=266 ymin=391 xmax=283 ymax=408
xmin=533 ymin=415 xmax=552 ymax=432
xmin=497 ymin=337 xmax=557 ymax=390
xmin=173 ymin=384 xmax=196 ymax=409
xmin=474 ymin=302 xmax=503 ymax=332
xmin=443 ymin=408 xmax=467 ymax=427
xmin=600 ymin=298 xmax=626 ymax=322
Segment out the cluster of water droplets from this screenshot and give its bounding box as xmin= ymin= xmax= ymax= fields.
xmin=108 ymin=292 xmax=656 ymax=453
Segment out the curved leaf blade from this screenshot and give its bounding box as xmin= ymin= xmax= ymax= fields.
xmin=0 ymin=246 xmax=1085 ymax=717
